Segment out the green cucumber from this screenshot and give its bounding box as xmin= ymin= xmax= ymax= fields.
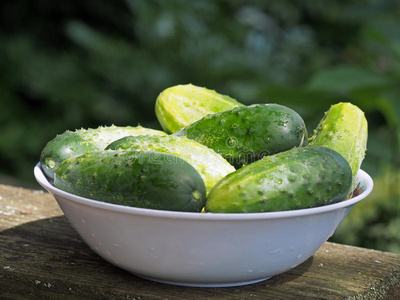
xmin=308 ymin=102 xmax=368 ymax=191
xmin=106 ymin=134 xmax=235 ymax=195
xmin=206 ymin=146 xmax=352 ymax=213
xmin=175 ymin=103 xmax=308 ymax=169
xmin=54 ymin=150 xmax=206 ymax=212
xmin=155 ymin=84 xmax=244 ymax=133
xmin=40 ymin=125 xmax=166 ymax=180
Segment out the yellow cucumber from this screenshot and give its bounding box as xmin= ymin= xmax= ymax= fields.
xmin=308 ymin=102 xmax=368 ymax=192
xmin=106 ymin=134 xmax=236 ymax=195
xmin=40 ymin=125 xmax=166 ymax=180
xmin=155 ymin=84 xmax=244 ymax=133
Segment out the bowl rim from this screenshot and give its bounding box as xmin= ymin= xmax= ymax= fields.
xmin=34 ymin=162 xmax=373 ymax=221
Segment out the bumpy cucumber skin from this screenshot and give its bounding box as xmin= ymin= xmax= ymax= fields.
xmin=205 ymin=146 xmax=352 ymax=213
xmin=155 ymin=84 xmax=244 ymax=133
xmin=54 ymin=150 xmax=206 ymax=212
xmin=106 ymin=135 xmax=235 ymax=195
xmin=308 ymin=102 xmax=368 ymax=190
xmin=175 ymin=103 xmax=308 ymax=169
xmin=40 ymin=125 xmax=166 ymax=180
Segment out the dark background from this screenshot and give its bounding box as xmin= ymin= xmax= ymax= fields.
xmin=1 ymin=0 xmax=399 ymax=253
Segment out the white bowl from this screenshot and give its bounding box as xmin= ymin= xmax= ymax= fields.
xmin=34 ymin=163 xmax=373 ymax=287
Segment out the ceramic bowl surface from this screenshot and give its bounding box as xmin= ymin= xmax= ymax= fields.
xmin=34 ymin=163 xmax=373 ymax=287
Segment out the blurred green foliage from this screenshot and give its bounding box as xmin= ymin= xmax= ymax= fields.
xmin=0 ymin=0 xmax=399 ymax=252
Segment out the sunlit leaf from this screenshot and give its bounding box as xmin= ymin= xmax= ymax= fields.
xmin=307 ymin=65 xmax=391 ymax=92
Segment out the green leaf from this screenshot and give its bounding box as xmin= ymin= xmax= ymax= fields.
xmin=307 ymin=65 xmax=391 ymax=92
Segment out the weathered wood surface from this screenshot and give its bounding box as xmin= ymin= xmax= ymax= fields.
xmin=1 ymin=184 xmax=399 ymax=299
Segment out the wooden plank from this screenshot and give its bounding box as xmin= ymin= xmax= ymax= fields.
xmin=1 ymin=184 xmax=400 ymax=299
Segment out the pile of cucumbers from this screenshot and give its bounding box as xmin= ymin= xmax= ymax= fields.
xmin=40 ymin=84 xmax=368 ymax=213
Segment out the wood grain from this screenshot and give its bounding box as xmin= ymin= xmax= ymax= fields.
xmin=1 ymin=184 xmax=399 ymax=299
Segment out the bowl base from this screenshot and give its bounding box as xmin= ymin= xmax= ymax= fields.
xmin=136 ymin=274 xmax=272 ymax=287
